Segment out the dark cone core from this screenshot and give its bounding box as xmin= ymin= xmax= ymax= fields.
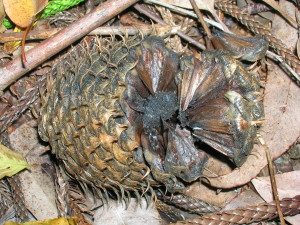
xmin=142 ymin=92 xmax=178 ymax=129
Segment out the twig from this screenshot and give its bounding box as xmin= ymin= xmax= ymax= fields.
xmin=0 ymin=28 xmax=62 ymax=43
xmin=189 ymin=0 xmax=212 ymax=38
xmin=0 ymin=0 xmax=139 ymax=93
xmin=134 ymin=4 xmax=205 ymax=50
xmin=0 ymin=25 xmax=179 ymax=43
xmin=144 ymin=0 xmax=224 ymax=30
xmin=259 ymin=137 xmax=286 ymax=225
xmin=266 ymin=50 xmax=300 ymax=82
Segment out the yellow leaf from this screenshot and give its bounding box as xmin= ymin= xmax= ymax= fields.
xmin=4 ymin=218 xmax=78 ymax=225
xmin=3 ymin=0 xmax=36 ymax=28
xmin=3 ymin=0 xmax=48 ymax=28
xmin=0 ymin=143 xmax=29 ymax=179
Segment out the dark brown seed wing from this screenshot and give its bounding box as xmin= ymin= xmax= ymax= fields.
xmin=179 ymin=51 xmax=263 ymax=166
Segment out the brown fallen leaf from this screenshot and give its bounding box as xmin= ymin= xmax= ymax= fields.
xmin=260 ymin=0 xmax=297 ymax=28
xmin=223 ymin=189 xmax=265 ymax=211
xmin=9 ymin=122 xmax=58 ymax=220
xmin=252 ymin=171 xmax=300 ymax=201
xmin=272 ymin=0 xmax=298 ymax=50
xmin=252 ymin=171 xmax=300 ymax=225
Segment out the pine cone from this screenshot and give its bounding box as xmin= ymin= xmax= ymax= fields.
xmin=38 ymin=35 xmax=263 ymax=198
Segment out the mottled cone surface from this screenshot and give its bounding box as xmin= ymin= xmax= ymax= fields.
xmin=39 ymin=36 xmax=263 ymax=195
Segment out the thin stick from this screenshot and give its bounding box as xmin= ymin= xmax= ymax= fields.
xmin=0 ymin=25 xmax=178 ymax=43
xmin=266 ymin=50 xmax=300 ymax=83
xmin=144 ymin=0 xmax=225 ymax=30
xmin=0 ymin=28 xmax=61 ymax=43
xmin=134 ymin=4 xmax=205 ymax=50
xmin=0 ymin=0 xmax=139 ymax=93
xmin=258 ymin=137 xmax=286 ymax=225
xmin=189 ymin=0 xmax=212 ymax=38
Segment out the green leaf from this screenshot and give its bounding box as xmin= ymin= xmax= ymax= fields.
xmin=0 ymin=143 xmax=29 ymax=179
xmin=2 ymin=18 xmax=13 ymax=29
xmin=40 ymin=0 xmax=85 ymax=19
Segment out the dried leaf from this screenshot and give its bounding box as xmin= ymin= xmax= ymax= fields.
xmin=3 ymin=0 xmax=48 ymax=28
xmin=4 ymin=217 xmax=77 ymax=225
xmin=260 ymin=0 xmax=297 ymax=28
xmin=0 ymin=143 xmax=29 ymax=179
xmin=223 ymin=189 xmax=265 ymax=211
xmin=252 ymin=171 xmax=300 ymax=202
xmin=272 ymin=0 xmax=298 ymax=50
xmin=9 ymin=122 xmax=58 ymax=220
xmin=252 ymin=171 xmax=300 ymax=225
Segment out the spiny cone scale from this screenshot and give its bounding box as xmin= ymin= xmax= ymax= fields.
xmin=39 ymin=35 xmax=264 ymax=199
